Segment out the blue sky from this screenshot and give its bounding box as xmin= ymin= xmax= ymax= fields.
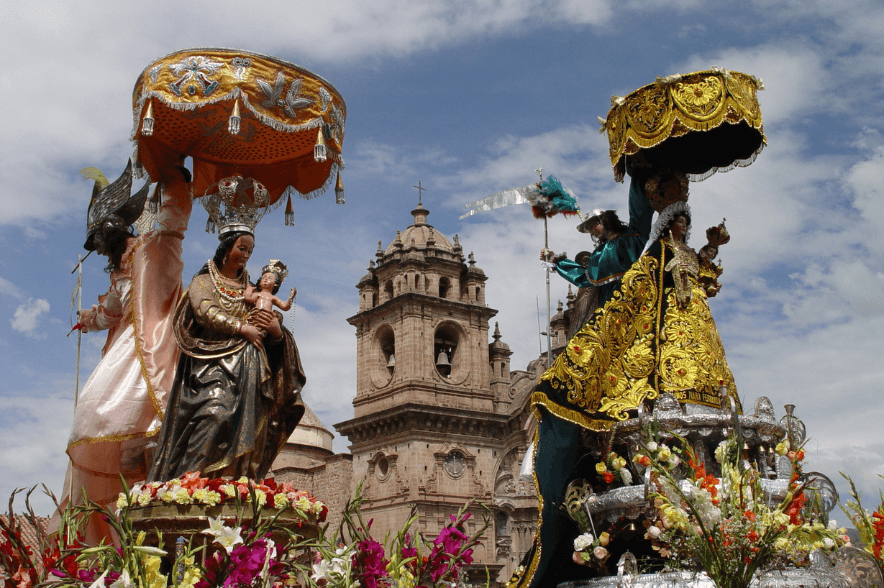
xmin=1 ymin=0 xmax=882 ymax=519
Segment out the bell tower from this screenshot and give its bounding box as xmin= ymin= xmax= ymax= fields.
xmin=336 ymin=192 xmax=511 ymax=582
xmin=347 ymin=198 xmax=497 ymax=417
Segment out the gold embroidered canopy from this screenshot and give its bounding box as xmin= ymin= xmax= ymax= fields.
xmin=602 ymin=68 xmax=765 ymax=182
xmin=132 ymin=48 xmax=346 ymax=206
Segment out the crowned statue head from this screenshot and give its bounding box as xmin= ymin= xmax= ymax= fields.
xmin=202 ymin=175 xmax=271 ymax=238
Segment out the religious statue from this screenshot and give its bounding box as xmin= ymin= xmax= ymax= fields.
xmin=148 ymin=177 xmax=306 ymax=483
xmin=62 ymin=162 xmax=193 ymax=544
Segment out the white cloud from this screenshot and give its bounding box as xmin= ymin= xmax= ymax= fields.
xmin=0 ymin=276 xmax=21 ymax=299
xmin=11 ymin=298 xmax=51 ymax=338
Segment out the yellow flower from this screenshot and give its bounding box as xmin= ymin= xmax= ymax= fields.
xmin=192 ymin=488 xmax=209 ymax=503
xmin=253 ymin=489 xmax=267 ymax=506
xmin=658 ymin=446 xmax=672 ymax=462
xmin=179 ymin=557 xmax=201 ymax=588
xmin=174 ymin=488 xmax=192 ymax=504
xmin=612 ymin=457 xmax=627 ymax=470
xmin=143 ymin=555 xmax=167 ymax=588
xmin=116 ymin=493 xmax=130 ymax=509
xmin=204 ymin=491 xmax=221 ymax=506
xmin=223 ymin=485 xmax=236 ymax=498
xmin=598 ymin=532 xmax=610 ymax=546
xmin=137 ymin=492 xmax=152 ymax=507
xmin=596 ymin=462 xmax=608 ymax=474
xmin=776 ymin=440 xmax=789 ymax=456
xmin=274 ymin=493 xmax=290 ymax=509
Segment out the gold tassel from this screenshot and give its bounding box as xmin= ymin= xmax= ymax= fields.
xmin=335 ymin=170 xmax=345 ymax=205
xmin=285 ymin=193 xmax=294 ymax=226
xmin=313 ymin=128 xmax=328 ymax=162
xmin=141 ymin=101 xmax=154 ymax=137
xmin=228 ymin=100 xmax=241 ymax=135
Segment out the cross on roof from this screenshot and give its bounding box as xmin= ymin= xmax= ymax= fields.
xmin=413 ymin=181 xmax=427 ymax=205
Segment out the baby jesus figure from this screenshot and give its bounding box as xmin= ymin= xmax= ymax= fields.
xmin=245 ymin=259 xmax=297 ymax=315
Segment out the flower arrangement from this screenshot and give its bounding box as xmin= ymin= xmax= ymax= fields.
xmin=633 ymin=427 xmax=848 ymax=588
xmin=311 ymin=481 xmax=490 ymax=588
xmin=839 ymin=473 xmax=884 ymax=574
xmin=116 ymin=472 xmax=328 ymax=522
xmin=594 ymin=452 xmax=632 ymax=486
xmin=2 ymin=478 xmax=489 ymax=588
xmin=0 ymin=486 xmax=86 ymax=588
xmin=571 ymin=531 xmax=611 ymax=568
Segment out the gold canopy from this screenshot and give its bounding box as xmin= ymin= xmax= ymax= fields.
xmin=131 ymin=48 xmax=346 ymax=205
xmin=602 ymin=68 xmax=765 ymax=182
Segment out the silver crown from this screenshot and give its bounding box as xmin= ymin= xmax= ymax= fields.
xmin=261 ymin=259 xmax=289 ymax=282
xmin=203 ymin=176 xmax=271 ymax=238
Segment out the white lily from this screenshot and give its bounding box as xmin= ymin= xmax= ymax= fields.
xmin=214 ymin=525 xmax=244 ymax=553
xmin=109 ymin=569 xmax=135 ymax=588
xmin=202 ymin=516 xmax=226 ymax=537
xmin=87 ymin=570 xmax=109 ymax=588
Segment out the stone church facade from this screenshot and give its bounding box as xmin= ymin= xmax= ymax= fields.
xmin=273 ymin=199 xmax=574 ymax=585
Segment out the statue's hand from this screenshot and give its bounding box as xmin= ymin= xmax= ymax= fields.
xmin=251 ymin=309 xmax=282 ymax=339
xmin=240 ymin=324 xmax=264 ymax=350
xmin=540 ymin=248 xmax=556 ymax=262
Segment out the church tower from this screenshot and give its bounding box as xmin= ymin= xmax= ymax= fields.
xmin=336 ymin=194 xmax=514 ymax=581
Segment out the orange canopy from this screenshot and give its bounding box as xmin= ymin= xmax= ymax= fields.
xmin=132 ymin=48 xmax=346 ymax=204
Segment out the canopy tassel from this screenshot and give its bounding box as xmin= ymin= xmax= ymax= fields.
xmin=335 ymin=170 xmax=345 ymax=204
xmin=228 ymin=100 xmax=241 ymax=135
xmin=314 ymin=128 xmax=328 ymax=162
xmin=285 ymin=193 xmax=295 ymax=226
xmin=141 ymin=101 xmax=154 ymax=137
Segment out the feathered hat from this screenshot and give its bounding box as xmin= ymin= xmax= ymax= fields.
xmin=83 ymin=160 xmax=150 ymax=251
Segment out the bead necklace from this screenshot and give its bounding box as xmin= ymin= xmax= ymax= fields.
xmin=207 ymin=259 xmax=247 ymax=304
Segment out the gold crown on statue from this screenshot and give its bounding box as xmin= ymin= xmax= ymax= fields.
xmin=261 ymin=259 xmax=289 ymax=282
xmin=203 ymin=176 xmax=271 ymax=238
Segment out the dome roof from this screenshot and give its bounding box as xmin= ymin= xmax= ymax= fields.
xmin=286 ymin=403 xmax=333 ymax=452
xmin=384 ymin=203 xmax=453 ymax=254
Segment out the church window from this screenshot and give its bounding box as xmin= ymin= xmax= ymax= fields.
xmin=376 ymin=453 xmax=390 ymax=481
xmin=434 ymin=321 xmax=466 ymax=382
xmin=384 ymin=280 xmax=393 ymax=302
xmin=439 ymin=277 xmax=450 ymax=299
xmin=496 ymin=511 xmax=509 ymax=536
xmin=371 ymin=324 xmax=396 ymax=387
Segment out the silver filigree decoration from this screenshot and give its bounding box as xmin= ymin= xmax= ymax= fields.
xmin=616 ymin=552 xmax=638 ymax=588
xmin=319 ymin=86 xmax=332 ymax=111
xmin=779 ymin=404 xmax=806 ymax=446
xmin=148 ymin=64 xmax=162 ymax=84
xmin=835 ymin=545 xmax=884 ymax=587
xmin=257 ymin=72 xmax=315 ymax=117
xmin=284 ymin=78 xmax=314 ymax=116
xmin=231 ymin=57 xmax=252 ymax=81
xmin=168 ymin=56 xmax=223 ymax=97
xmin=802 ymin=471 xmax=839 ymax=515
xmin=655 ymin=73 xmax=683 ymax=86
xmin=330 ymin=105 xmax=345 ymax=143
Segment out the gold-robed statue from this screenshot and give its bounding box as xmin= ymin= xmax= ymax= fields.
xmin=512 ymin=68 xmax=763 ymax=588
